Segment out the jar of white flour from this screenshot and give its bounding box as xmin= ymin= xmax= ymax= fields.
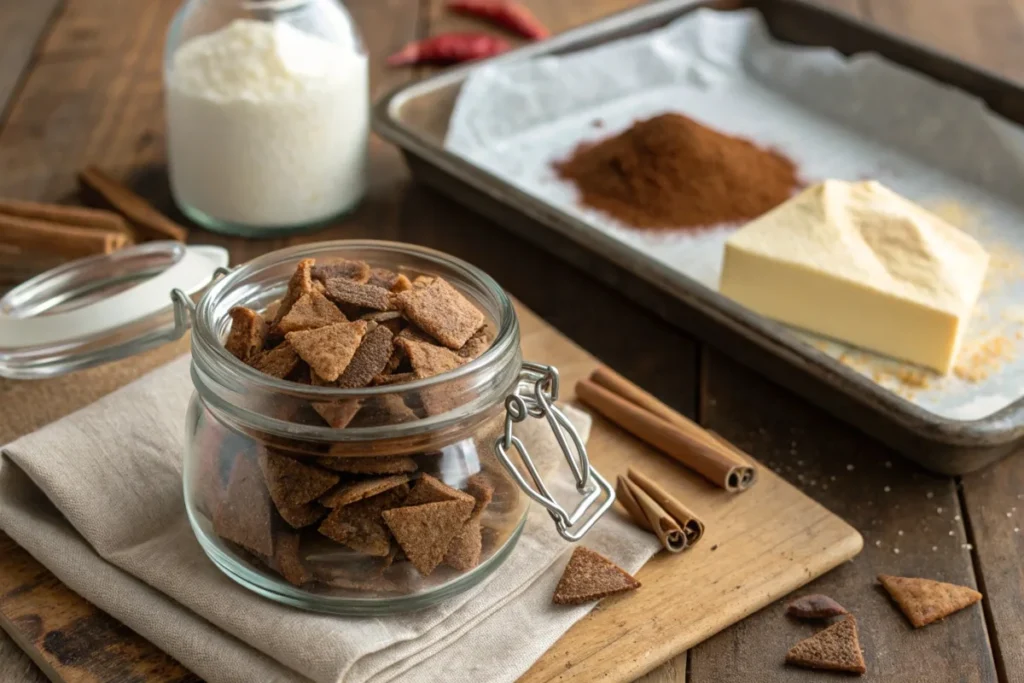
xmin=165 ymin=0 xmax=368 ymax=236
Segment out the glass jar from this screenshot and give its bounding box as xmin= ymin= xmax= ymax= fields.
xmin=164 ymin=0 xmax=369 ymax=237
xmin=180 ymin=241 xmax=613 ymax=614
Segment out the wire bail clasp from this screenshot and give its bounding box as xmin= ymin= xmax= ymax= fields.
xmin=494 ymin=362 xmax=615 ymax=541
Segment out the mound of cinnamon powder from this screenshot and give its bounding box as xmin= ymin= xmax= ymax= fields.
xmin=555 ymin=113 xmax=800 ymax=230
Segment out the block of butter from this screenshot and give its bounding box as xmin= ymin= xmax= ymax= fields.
xmin=719 ymin=180 xmax=989 ymax=374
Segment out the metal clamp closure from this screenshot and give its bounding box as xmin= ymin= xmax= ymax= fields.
xmin=494 ymin=362 xmax=615 ymax=541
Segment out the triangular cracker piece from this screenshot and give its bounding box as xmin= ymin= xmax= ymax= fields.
xmin=277 ymin=291 xmax=347 ymax=334
xmin=337 ymin=325 xmax=395 ymax=389
xmin=396 ymin=277 xmax=484 ymax=349
xmin=214 ymin=455 xmax=274 ymax=557
xmin=312 ymin=258 xmax=371 ymax=284
xmin=225 ymin=307 xmax=267 ymax=362
xmin=319 ymin=475 xmax=410 ymax=508
xmin=878 ymin=574 xmax=982 ymax=628
xmin=318 ymin=486 xmax=409 ymax=556
xmin=383 ymin=500 xmax=473 ymax=576
xmin=552 ymin=546 xmax=640 ymax=605
xmin=276 ymin=500 xmax=326 ymax=529
xmin=403 ymin=473 xmax=476 ymax=507
xmin=271 ymin=530 xmax=312 ymax=586
xmin=273 ymin=258 xmax=316 ymax=324
xmin=786 ymin=615 xmax=866 ymax=675
xmin=444 ymin=517 xmax=482 ymax=571
xmin=258 ymin=450 xmax=339 ymax=507
xmin=396 ymin=338 xmax=465 ymax=379
xmin=286 ymin=320 xmax=367 ymax=381
xmin=250 ymin=342 xmax=300 ymax=379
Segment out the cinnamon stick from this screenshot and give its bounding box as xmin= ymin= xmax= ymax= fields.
xmin=576 ymin=377 xmax=756 ymax=492
xmin=0 ymin=198 xmax=133 ymax=236
xmin=616 ymin=475 xmax=688 ymax=553
xmin=627 ymin=467 xmax=704 ymax=546
xmin=0 ymin=214 xmax=128 ymax=260
xmin=78 ymin=166 xmax=189 ymax=242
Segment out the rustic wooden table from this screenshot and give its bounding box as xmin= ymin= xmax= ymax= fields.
xmin=1 ymin=0 xmax=1023 ymax=681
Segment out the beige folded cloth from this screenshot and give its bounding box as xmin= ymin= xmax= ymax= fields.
xmin=0 ymin=356 xmax=658 ymax=683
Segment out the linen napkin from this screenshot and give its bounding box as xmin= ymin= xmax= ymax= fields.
xmin=0 ymin=356 xmax=659 ymax=683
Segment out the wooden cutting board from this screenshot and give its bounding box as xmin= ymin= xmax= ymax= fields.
xmin=0 ymin=301 xmax=862 ymax=683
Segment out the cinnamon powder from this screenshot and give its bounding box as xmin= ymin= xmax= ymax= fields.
xmin=555 ymin=113 xmax=800 ymax=230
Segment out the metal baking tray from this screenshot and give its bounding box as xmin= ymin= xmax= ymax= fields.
xmin=372 ymin=0 xmax=1024 ymax=475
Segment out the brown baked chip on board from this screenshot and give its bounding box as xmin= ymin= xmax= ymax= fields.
xmin=312 ymin=258 xmax=371 ymax=284
xmin=258 ymin=450 xmax=340 ymax=507
xmin=396 ymin=338 xmax=465 ymax=379
xmin=786 ymin=594 xmax=849 ymax=620
xmin=250 ymin=342 xmax=301 ymax=379
xmin=323 ymin=277 xmax=394 ymax=312
xmin=276 ymin=290 xmax=347 ymax=334
xmin=382 ymin=499 xmax=474 ymax=576
xmin=318 ymin=485 xmax=409 ymax=556
xmin=396 ymin=278 xmax=484 ymax=349
xmin=225 ymin=307 xmax=267 ymax=362
xmin=337 ymin=325 xmax=395 ymax=389
xmin=878 ymin=574 xmax=982 ymax=628
xmin=320 ymin=475 xmax=411 ymax=508
xmin=316 ymin=455 xmax=418 ymax=475
xmin=214 ymin=455 xmax=274 ymax=558
xmin=785 ymin=615 xmax=866 ymax=675
xmin=287 ymin=320 xmax=367 ymax=382
xmin=552 ymin=547 xmax=640 ymax=605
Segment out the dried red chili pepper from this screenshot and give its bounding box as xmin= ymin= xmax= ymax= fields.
xmin=387 ymin=33 xmax=512 ymax=67
xmin=447 ymin=0 xmax=550 ymax=40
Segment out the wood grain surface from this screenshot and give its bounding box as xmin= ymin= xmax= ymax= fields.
xmin=1 ymin=0 xmax=1023 ymax=681
xmin=0 ymin=299 xmax=861 ymax=683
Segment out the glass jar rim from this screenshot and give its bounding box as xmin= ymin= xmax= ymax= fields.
xmin=191 ymin=240 xmax=518 ymax=402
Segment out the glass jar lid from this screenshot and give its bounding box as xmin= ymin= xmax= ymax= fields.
xmin=0 ymin=241 xmax=228 ymax=379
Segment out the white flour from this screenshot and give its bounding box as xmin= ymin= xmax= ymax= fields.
xmin=166 ymin=19 xmax=368 ymax=229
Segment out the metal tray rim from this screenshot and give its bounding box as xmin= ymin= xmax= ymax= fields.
xmin=371 ymin=0 xmax=1024 ymax=450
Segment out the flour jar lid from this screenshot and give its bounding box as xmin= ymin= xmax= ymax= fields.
xmin=0 ymin=242 xmax=229 ymax=379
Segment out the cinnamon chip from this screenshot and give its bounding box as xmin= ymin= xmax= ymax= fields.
xmin=320 ymin=475 xmax=410 ymax=508
xmin=316 ymin=456 xmax=418 ymax=474
xmin=287 ymin=320 xmax=367 ymax=381
xmin=277 ymin=290 xmax=347 ymax=334
xmin=396 ymin=278 xmax=484 ymax=349
xmin=312 ymin=258 xmax=370 ymax=284
xmin=274 ymin=258 xmax=316 ymax=324
xmin=312 ymin=398 xmax=361 ymax=428
xmin=225 ymin=307 xmax=267 ymax=361
xmin=787 ymin=594 xmax=849 ymax=620
xmin=337 ymin=325 xmax=395 ymax=389
xmin=258 ymin=450 xmax=340 ymax=507
xmin=383 ymin=500 xmax=474 ymax=576
xmin=396 ymin=338 xmax=465 ymax=379
xmin=458 ymin=327 xmax=493 ymax=360
xmin=878 ymin=574 xmax=982 ymax=628
xmin=272 ymin=530 xmax=312 ymax=586
xmin=276 ymin=500 xmax=327 ymax=529
xmin=396 ymin=325 xmax=435 ymax=344
xmin=444 ymin=517 xmax=482 ymax=571
xmin=391 ymin=274 xmax=413 ymax=293
xmin=785 ymin=615 xmax=866 ymax=675
xmin=372 ymin=371 xmax=417 ymax=386
xmin=466 ymin=473 xmax=495 ymax=515
xmin=403 ymin=474 xmax=476 ymax=507
xmin=214 ymin=455 xmax=274 ymax=557
xmin=250 ymin=342 xmax=301 ymax=379
xmin=323 ymin=277 xmax=394 ymax=311
xmin=552 ymin=547 xmax=640 ymax=605
xmin=318 ymin=485 xmax=409 ymax=556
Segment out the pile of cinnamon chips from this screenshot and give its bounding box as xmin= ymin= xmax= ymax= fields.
xmin=206 ymin=257 xmax=515 ymax=593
